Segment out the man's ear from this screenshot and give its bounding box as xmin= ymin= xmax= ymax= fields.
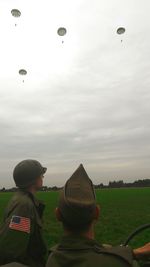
xmin=93 ymin=205 xmax=100 ymax=221
xmin=55 ymin=207 xmax=62 ymax=221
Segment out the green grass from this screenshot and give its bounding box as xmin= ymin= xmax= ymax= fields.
xmin=0 ymin=188 xmax=150 ymax=249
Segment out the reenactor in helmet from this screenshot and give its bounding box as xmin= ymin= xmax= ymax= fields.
xmin=0 ymin=159 xmax=48 ymax=267
xmin=46 ymin=164 xmax=150 ymax=267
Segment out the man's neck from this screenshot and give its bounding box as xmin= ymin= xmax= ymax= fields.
xmin=27 ymin=186 xmax=37 ymax=195
xmin=81 ymin=227 xmax=95 ymax=240
xmin=64 ymin=224 xmax=95 ymax=240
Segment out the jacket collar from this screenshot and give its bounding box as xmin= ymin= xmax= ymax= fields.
xmin=58 ymin=235 xmax=101 ymax=250
xmin=57 ymin=235 xmax=133 ymax=265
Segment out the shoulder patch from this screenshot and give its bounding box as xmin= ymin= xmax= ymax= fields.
xmin=9 ymin=215 xmax=31 ymax=234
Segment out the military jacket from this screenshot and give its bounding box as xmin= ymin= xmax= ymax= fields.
xmin=46 ymin=235 xmax=139 ymax=267
xmin=0 ymin=263 xmax=28 ymax=267
xmin=0 ymin=190 xmax=48 ymax=267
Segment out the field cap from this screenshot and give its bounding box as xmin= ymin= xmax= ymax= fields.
xmin=13 ymin=159 xmax=47 ymax=188
xmin=59 ymin=164 xmax=96 ymax=226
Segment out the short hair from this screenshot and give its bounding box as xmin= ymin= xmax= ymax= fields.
xmin=60 ymin=209 xmax=95 ymax=233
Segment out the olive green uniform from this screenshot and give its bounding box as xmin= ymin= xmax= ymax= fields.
xmin=0 ymin=190 xmax=48 ymax=267
xmin=46 ymin=235 xmax=139 ymax=267
xmin=0 ymin=263 xmax=28 ymax=267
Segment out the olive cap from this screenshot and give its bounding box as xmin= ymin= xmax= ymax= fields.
xmin=59 ymin=164 xmax=96 ymax=226
xmin=13 ymin=159 xmax=47 ymax=188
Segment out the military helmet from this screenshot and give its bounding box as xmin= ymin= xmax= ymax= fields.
xmin=13 ymin=159 xmax=47 ymax=188
xmin=58 ymin=164 xmax=96 ymax=226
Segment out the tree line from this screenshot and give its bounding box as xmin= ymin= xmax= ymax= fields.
xmin=94 ymin=179 xmax=150 ymax=189
xmin=1 ymin=179 xmax=150 ymax=192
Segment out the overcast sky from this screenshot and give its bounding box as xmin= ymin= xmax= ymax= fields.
xmin=0 ymin=0 xmax=150 ymax=188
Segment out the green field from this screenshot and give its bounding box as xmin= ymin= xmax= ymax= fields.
xmin=0 ymin=188 xmax=150 ymax=249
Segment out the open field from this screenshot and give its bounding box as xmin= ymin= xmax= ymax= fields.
xmin=0 ymin=188 xmax=150 ymax=249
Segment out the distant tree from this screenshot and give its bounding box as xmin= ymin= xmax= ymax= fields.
xmin=51 ymin=186 xmax=58 ymax=191
xmin=95 ymin=183 xmax=104 ymax=189
xmin=0 ymin=187 xmax=6 ymax=192
xmin=41 ymin=186 xmax=48 ymax=191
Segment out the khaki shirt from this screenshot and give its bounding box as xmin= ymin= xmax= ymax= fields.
xmin=0 ymin=190 xmax=48 ymax=267
xmin=46 ymin=235 xmax=139 ymax=267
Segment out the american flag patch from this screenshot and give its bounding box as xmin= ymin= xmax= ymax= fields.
xmin=9 ymin=216 xmax=31 ymax=233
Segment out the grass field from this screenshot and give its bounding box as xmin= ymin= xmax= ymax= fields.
xmin=0 ymin=188 xmax=150 ymax=249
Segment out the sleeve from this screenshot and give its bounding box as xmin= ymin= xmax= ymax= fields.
xmin=0 ymin=202 xmax=34 ymax=264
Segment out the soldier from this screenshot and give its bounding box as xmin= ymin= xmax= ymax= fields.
xmin=0 ymin=159 xmax=48 ymax=267
xmin=46 ymin=164 xmax=150 ymax=267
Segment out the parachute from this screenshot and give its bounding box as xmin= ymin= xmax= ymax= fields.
xmin=57 ymin=27 xmax=67 ymax=36
xmin=19 ymin=69 xmax=27 ymax=75
xmin=117 ymin=27 xmax=125 ymax=35
xmin=11 ymin=9 xmax=21 ymax=17
xmin=57 ymin=27 xmax=67 ymax=43
xmin=117 ymin=27 xmax=125 ymax=42
xmin=11 ymin=9 xmax=21 ymax=26
xmin=19 ymin=69 xmax=27 ymax=83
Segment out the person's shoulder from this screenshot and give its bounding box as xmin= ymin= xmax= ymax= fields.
xmin=46 ymin=243 xmax=137 ymax=267
xmin=7 ymin=191 xmax=35 ymax=218
xmin=13 ymin=191 xmax=33 ymax=205
xmin=95 ymin=245 xmax=135 ymax=266
xmin=0 ymin=262 xmax=29 ymax=267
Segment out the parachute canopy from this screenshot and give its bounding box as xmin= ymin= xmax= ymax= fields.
xmin=11 ymin=9 xmax=21 ymax=17
xmin=57 ymin=27 xmax=67 ymax=36
xmin=19 ymin=69 xmax=27 ymax=75
xmin=117 ymin=27 xmax=125 ymax=35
